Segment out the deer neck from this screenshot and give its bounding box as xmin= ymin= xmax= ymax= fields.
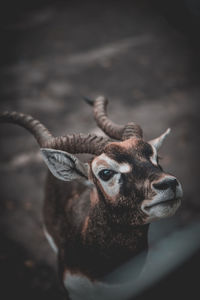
xmin=80 ymin=198 xmax=149 ymax=275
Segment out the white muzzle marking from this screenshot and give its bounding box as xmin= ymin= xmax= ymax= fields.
xmin=141 ymin=176 xmax=183 ymax=222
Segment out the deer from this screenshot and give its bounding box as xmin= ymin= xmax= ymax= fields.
xmin=0 ymin=96 xmax=183 ymax=299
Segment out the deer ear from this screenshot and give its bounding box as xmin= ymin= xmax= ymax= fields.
xmin=148 ymin=128 xmax=171 ymax=151
xmin=40 ymin=148 xmax=89 ymax=181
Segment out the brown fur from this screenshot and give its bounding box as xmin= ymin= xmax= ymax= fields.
xmin=44 ymin=170 xmax=149 ymax=280
xmin=43 ymin=138 xmax=167 ymax=283
xmin=1 ymin=105 xmax=180 ymax=299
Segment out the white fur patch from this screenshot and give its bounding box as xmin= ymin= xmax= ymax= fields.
xmin=118 ymin=163 xmax=131 ymax=173
xmin=63 ymin=272 xmax=96 ymax=300
xmin=63 ymin=272 xmax=113 ymax=300
xmin=101 ymin=173 xmax=121 ymax=199
xmin=92 ymin=153 xmax=131 ymax=174
xmin=149 ymin=145 xmax=158 ymax=165
xmin=141 ymin=176 xmax=183 ymax=222
xmin=92 ymin=154 xmax=131 ymax=199
xmin=43 ymin=227 xmax=58 ymax=254
xmin=63 ymin=269 xmax=144 ymax=300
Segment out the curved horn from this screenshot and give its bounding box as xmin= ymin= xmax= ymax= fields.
xmin=84 ymin=96 xmax=143 ymax=140
xmin=0 ymin=111 xmax=110 ymax=155
xmin=0 ymin=111 xmax=53 ymax=146
xmin=43 ymin=134 xmax=110 ymax=155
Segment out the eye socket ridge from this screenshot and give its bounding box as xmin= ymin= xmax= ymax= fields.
xmin=98 ymin=169 xmax=117 ymax=181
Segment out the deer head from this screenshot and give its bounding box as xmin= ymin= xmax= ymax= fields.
xmin=0 ymin=97 xmax=183 ymax=225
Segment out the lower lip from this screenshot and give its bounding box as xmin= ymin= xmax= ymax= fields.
xmin=145 ymin=198 xmax=180 ymax=210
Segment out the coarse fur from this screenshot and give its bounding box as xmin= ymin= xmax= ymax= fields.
xmin=0 ymin=97 xmax=183 ymax=299
xmin=43 ymin=137 xmax=182 ymax=292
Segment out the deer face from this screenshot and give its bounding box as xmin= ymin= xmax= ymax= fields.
xmin=89 ymin=137 xmax=182 ymax=225
xmin=12 ymin=95 xmax=181 ymax=226
xmin=41 ymin=132 xmax=182 ymax=226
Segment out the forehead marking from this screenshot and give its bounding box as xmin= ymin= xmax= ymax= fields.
xmin=92 ymin=153 xmax=131 ymax=173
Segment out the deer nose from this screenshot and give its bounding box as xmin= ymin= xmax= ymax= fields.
xmin=152 ymin=177 xmax=178 ymax=192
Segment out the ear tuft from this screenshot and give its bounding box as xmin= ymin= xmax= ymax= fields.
xmin=41 ymin=148 xmax=88 ymax=181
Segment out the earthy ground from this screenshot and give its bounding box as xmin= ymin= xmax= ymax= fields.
xmin=0 ymin=1 xmax=200 ymax=299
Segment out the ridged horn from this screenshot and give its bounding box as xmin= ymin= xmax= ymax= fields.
xmin=0 ymin=111 xmax=110 ymax=155
xmin=84 ymin=96 xmax=143 ymax=140
xmin=43 ymin=134 xmax=110 ymax=155
xmin=0 ymin=111 xmax=53 ymax=146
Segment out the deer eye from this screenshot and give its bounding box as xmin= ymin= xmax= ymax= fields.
xmin=98 ymin=169 xmax=116 ymax=181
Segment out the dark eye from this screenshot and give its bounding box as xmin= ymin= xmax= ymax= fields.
xmin=98 ymin=169 xmax=116 ymax=181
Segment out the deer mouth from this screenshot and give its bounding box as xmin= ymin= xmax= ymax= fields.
xmin=141 ymin=196 xmax=181 ymax=222
xmin=142 ymin=194 xmax=182 ymax=213
xmin=144 ymin=197 xmax=181 ymax=211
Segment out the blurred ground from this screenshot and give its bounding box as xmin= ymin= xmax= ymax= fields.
xmin=0 ymin=0 xmax=200 ymax=299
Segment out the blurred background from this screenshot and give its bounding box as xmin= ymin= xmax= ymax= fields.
xmin=0 ymin=0 xmax=200 ymax=299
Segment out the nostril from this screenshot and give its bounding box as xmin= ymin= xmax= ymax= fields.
xmin=170 ymin=179 xmax=178 ymax=191
xmin=153 ymin=181 xmax=169 ymax=190
xmin=153 ymin=178 xmax=178 ymax=191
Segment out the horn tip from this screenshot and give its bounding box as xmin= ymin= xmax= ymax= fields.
xmin=83 ymin=96 xmax=94 ymax=106
xmin=166 ymin=128 xmax=171 ymax=135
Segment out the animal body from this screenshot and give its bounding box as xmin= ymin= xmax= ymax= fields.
xmin=0 ymin=96 xmax=183 ymax=299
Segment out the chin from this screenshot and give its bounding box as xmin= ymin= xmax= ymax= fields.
xmin=142 ymin=197 xmax=182 ymax=223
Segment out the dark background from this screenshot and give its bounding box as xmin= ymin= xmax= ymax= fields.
xmin=0 ymin=0 xmax=200 ymax=299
